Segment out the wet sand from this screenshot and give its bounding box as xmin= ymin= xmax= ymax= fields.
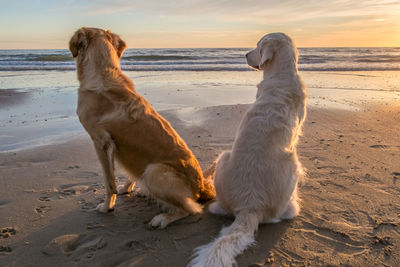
xmin=1 ymin=102 xmax=400 ymax=266
xmin=0 ymin=89 xmax=30 ymax=108
xmin=1 ymin=70 xmax=400 ymax=152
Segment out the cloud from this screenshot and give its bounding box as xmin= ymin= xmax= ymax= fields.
xmin=53 ymin=0 xmax=400 ymax=28
xmin=2 ymin=0 xmax=399 ymax=48
xmin=51 ymin=0 xmax=136 ymax=15
xmin=71 ymin=0 xmax=400 ymax=47
xmin=73 ymin=0 xmax=400 ymax=19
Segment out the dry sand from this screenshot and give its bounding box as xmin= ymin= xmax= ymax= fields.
xmin=1 ymin=102 xmax=400 ymax=266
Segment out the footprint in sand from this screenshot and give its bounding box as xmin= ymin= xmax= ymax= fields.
xmin=41 ymin=234 xmax=80 ymax=255
xmin=86 ymin=222 xmax=104 ymax=230
xmin=42 ymin=233 xmax=108 ymax=257
xmin=363 ymin=173 xmax=383 ymax=184
xmin=0 ymin=199 xmax=10 ymax=206
xmin=38 ymin=196 xmax=51 ymax=202
xmin=124 ymin=237 xmax=160 ymax=254
xmin=67 ymin=165 xmax=80 ymax=170
xmin=34 ymin=205 xmax=51 ymax=215
xmin=373 ymin=236 xmax=393 ymax=247
xmin=79 ymin=199 xmax=99 ymax=211
xmin=23 ymin=189 xmax=38 ymax=193
xmin=372 ymin=221 xmax=398 ymax=257
xmin=52 ymin=167 xmax=99 ymax=179
xmin=1 ymin=227 xmax=16 ymax=238
xmin=58 ymin=183 xmax=98 ymax=196
xmin=75 ymin=171 xmax=99 ymax=178
xmin=0 ymin=245 xmax=12 ymax=253
xmin=372 ymin=235 xmax=393 ymax=257
xmin=392 ymin=172 xmax=400 ymax=184
xmin=392 ymin=172 xmax=400 ymax=179
xmin=36 ymin=183 xmax=99 ymax=202
xmin=369 ymin=144 xmax=400 ymax=150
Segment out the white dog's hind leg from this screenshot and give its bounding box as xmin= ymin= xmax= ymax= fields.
xmin=210 ymin=151 xmax=231 ymax=216
xmin=280 ymin=190 xmax=300 ymax=220
xmin=280 ymin=199 xmax=299 ymax=220
xmin=263 ymin=188 xmax=300 ymax=223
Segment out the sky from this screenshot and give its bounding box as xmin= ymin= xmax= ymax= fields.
xmin=0 ymin=0 xmax=399 ymax=49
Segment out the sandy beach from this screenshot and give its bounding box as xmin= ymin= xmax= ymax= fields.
xmin=0 ymin=59 xmax=400 ymax=267
xmin=1 ymin=89 xmax=400 ymax=266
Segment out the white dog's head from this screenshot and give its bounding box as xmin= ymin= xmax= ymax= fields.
xmin=246 ymin=32 xmax=297 ymax=71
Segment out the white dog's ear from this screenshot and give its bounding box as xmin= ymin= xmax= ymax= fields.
xmin=106 ymin=30 xmax=127 ymax=58
xmin=258 ymin=39 xmax=278 ymax=70
xmin=69 ymin=27 xmax=92 ymax=58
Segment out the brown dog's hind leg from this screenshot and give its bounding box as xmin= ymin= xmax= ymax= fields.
xmin=142 ymin=163 xmax=202 ymax=229
xmin=92 ymin=132 xmax=118 ymax=213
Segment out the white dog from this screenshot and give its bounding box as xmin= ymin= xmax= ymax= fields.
xmin=189 ymin=32 xmax=307 ymax=267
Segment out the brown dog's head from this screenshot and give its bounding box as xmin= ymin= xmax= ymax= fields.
xmin=69 ymin=27 xmax=127 ymax=59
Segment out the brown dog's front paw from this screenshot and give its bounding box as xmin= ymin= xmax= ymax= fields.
xmin=148 ymin=214 xmax=169 ymax=229
xmin=95 ymin=194 xmax=117 ymax=213
xmin=96 ymin=203 xmax=114 ymax=213
xmin=117 ymin=183 xmax=134 ymax=195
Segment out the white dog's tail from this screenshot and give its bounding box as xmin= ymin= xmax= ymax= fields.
xmin=188 ymin=210 xmax=260 ymax=267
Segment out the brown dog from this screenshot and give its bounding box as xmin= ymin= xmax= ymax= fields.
xmin=69 ymin=27 xmax=215 ymax=228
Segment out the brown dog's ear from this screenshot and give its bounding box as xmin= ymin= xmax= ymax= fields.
xmin=116 ymin=38 xmax=127 ymax=58
xmin=69 ymin=28 xmax=91 ymax=58
xmin=106 ymin=30 xmax=127 ymax=58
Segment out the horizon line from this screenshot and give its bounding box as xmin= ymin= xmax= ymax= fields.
xmin=0 ymin=46 xmax=399 ymax=50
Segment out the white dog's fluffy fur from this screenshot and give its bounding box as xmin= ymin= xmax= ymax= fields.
xmin=189 ymin=32 xmax=307 ymax=267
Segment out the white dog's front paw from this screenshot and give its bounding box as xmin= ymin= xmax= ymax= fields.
xmin=208 ymin=202 xmax=228 ymax=216
xmin=96 ymin=203 xmax=114 ymax=213
xmin=148 ymin=214 xmax=169 ymax=229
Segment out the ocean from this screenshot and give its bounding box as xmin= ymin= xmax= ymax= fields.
xmin=0 ymin=47 xmax=399 ymax=72
xmin=0 ymin=47 xmax=399 ymax=152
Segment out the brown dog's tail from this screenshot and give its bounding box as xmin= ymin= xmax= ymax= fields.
xmin=198 ymin=161 xmax=217 ymax=202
